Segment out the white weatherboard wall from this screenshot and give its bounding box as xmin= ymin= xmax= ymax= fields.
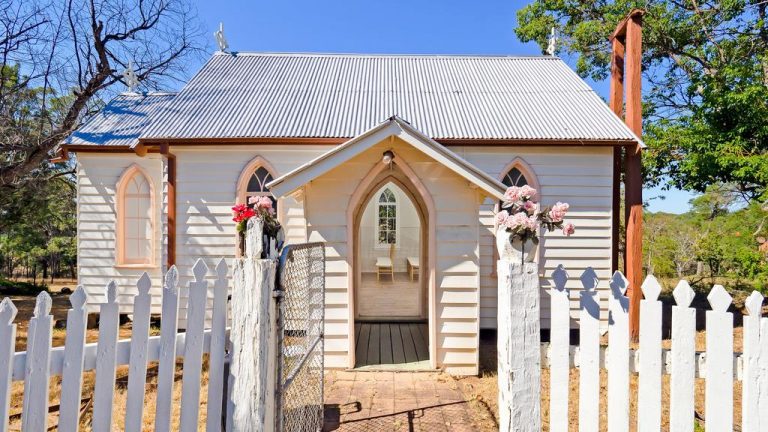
xmin=454 ymin=146 xmax=614 ymax=329
xmin=304 ymin=138 xmax=481 ymax=374
xmin=76 ymin=146 xmax=332 ymax=317
xmin=171 ymin=145 xmax=330 ymax=325
xmin=76 ymin=154 xmax=165 ymax=313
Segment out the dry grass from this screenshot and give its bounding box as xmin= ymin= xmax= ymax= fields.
xmin=7 ymin=362 xmax=212 ymax=431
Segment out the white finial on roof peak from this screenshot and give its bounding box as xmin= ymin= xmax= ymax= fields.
xmin=546 ymin=27 xmax=557 ymax=56
xmin=214 ymin=22 xmax=229 ymax=52
xmin=122 ymin=61 xmax=139 ymax=92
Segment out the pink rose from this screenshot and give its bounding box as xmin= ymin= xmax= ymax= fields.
xmin=523 ymin=200 xmax=536 ymax=214
xmin=495 ymin=210 xmax=509 ymax=226
xmin=526 ymin=216 xmax=540 ymax=231
xmin=505 ymin=212 xmax=529 ymax=229
xmin=518 ymin=185 xmax=537 ymax=200
xmin=562 ymin=223 xmax=575 ymax=236
xmin=255 ymin=196 xmax=273 ymax=210
xmin=503 ymin=186 xmax=520 ymax=203
xmin=548 ymin=202 xmax=570 ymax=222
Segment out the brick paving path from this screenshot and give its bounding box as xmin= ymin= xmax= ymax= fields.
xmin=323 ymin=371 xmax=478 ymax=431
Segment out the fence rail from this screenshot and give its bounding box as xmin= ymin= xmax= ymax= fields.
xmin=0 ymin=259 xmax=230 ymax=432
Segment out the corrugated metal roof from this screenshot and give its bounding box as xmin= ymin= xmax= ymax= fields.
xmin=140 ymin=52 xmax=641 ymax=143
xmin=65 ymin=92 xmax=176 ymax=147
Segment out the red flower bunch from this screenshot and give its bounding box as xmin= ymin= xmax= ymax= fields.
xmin=232 ymin=203 xmax=256 ymax=224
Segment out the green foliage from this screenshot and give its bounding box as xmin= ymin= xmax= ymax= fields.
xmin=643 ymin=188 xmax=768 ymax=291
xmin=515 ymin=0 xmax=768 ymax=202
xmin=0 ymin=278 xmax=49 ymax=295
xmin=0 ymin=65 xmax=76 ymax=281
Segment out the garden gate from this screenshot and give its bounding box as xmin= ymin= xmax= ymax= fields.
xmin=274 ymin=243 xmax=326 ymax=432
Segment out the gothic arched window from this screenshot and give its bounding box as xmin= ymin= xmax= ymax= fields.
xmin=377 ymin=188 xmax=397 ymax=245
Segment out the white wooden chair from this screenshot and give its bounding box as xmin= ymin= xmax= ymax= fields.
xmin=376 ymin=244 xmax=395 ymax=282
xmin=407 ymin=257 xmax=419 ymax=281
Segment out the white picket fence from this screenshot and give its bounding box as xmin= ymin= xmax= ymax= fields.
xmin=0 ymin=258 xmax=230 ymax=432
xmin=544 ymin=265 xmax=768 ymax=431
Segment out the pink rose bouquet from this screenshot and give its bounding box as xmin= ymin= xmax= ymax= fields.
xmin=494 ymin=185 xmax=575 ymax=246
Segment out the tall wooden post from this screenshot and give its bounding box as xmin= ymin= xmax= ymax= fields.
xmin=609 ymin=38 xmax=624 ymax=274
xmin=610 ymin=9 xmax=645 ymax=340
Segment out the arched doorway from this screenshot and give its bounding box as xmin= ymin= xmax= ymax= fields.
xmin=349 ymin=161 xmax=433 ymax=369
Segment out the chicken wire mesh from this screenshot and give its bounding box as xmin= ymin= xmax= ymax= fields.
xmin=275 ymin=242 xmax=325 ymax=432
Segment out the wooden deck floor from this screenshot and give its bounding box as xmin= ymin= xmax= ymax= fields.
xmin=354 ymin=322 xmax=429 ymax=369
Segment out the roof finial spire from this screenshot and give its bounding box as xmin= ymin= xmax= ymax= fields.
xmin=214 ymin=22 xmax=229 ymax=52
xmin=546 ymin=27 xmax=557 ymax=56
xmin=122 ymin=61 xmax=139 ymax=92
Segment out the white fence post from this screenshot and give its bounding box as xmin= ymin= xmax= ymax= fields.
xmin=155 ymin=266 xmax=180 ymax=432
xmin=742 ymin=291 xmax=763 ymax=432
xmin=706 ymin=285 xmax=734 ymax=431
xmin=638 ymin=276 xmax=663 ymax=432
xmin=670 ymin=281 xmax=696 ymax=432
xmin=607 ymin=271 xmax=630 ymax=432
xmin=759 ymin=316 xmax=768 ymax=430
xmin=228 ymin=218 xmax=277 ymax=432
xmin=21 ymin=292 xmax=53 ymax=432
xmin=497 ymin=260 xmax=541 ymax=432
xmin=0 ymin=298 xmax=17 ymax=432
xmin=549 ymin=265 xmax=570 ymax=432
xmin=577 ymin=268 xmax=600 ymax=432
xmin=125 ymin=273 xmax=153 ymax=432
xmin=58 ymin=287 xmax=89 ymax=432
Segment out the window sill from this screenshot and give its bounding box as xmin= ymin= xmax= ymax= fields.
xmin=114 ymin=264 xmax=159 ymax=270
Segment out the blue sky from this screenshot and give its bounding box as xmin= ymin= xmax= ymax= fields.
xmin=190 ymin=0 xmax=696 ymax=213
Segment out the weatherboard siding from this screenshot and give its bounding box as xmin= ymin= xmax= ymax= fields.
xmin=172 ymin=146 xmax=331 ymax=326
xmin=452 ymin=146 xmax=614 ymax=329
xmin=76 ymin=154 xmax=165 ymax=313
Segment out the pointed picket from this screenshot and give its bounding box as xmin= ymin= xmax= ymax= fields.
xmin=549 ymin=265 xmax=570 ymax=432
xmin=21 ymin=292 xmax=53 ymax=432
xmin=670 ymin=280 xmax=696 ymax=432
xmin=742 ymin=291 xmax=763 ymax=432
xmin=125 ymin=273 xmax=154 ymax=432
xmin=638 ymin=275 xmax=662 ymax=432
xmin=607 ymin=271 xmax=630 ymax=432
xmin=58 ymin=287 xmax=89 ymax=432
xmin=578 ymin=267 xmax=601 ymax=432
xmin=705 ymin=285 xmax=733 ymax=431
xmin=0 ymin=298 xmax=18 ymax=432
xmin=179 ymin=259 xmax=210 ymax=432
xmin=206 ymin=258 xmax=229 ymax=432
xmin=92 ymin=281 xmax=121 ymax=432
xmin=155 ymin=266 xmax=181 ymax=432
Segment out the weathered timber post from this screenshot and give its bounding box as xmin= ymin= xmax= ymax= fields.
xmin=228 ymin=217 xmax=278 ymax=432
xmin=497 ymin=260 xmax=541 ymax=432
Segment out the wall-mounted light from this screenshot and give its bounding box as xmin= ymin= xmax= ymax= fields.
xmin=382 ymin=150 xmax=395 ymax=165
